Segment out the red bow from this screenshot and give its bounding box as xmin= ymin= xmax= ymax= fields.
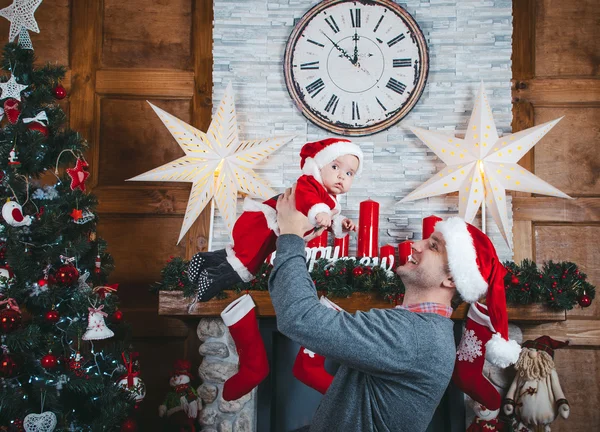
xmin=121 ymin=351 xmax=140 ymax=387
xmin=0 ymin=298 xmax=20 ymax=313
xmin=88 ymin=304 xmax=107 ymax=317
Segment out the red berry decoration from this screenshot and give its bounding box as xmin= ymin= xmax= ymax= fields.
xmin=52 ymin=84 xmax=67 ymax=100
xmin=510 ymin=275 xmax=520 ymax=285
xmin=352 ymin=267 xmax=364 ymax=277
xmin=0 ymin=308 xmax=21 ymax=333
xmin=578 ymin=294 xmax=592 ymax=308
xmin=0 ymin=352 xmax=18 ymax=377
xmin=113 ymin=310 xmax=123 ymax=322
xmin=55 ymin=265 xmax=79 ymax=285
xmin=38 ymin=278 xmax=47 ymax=287
xmin=41 ymin=352 xmax=58 ymax=369
xmin=120 ymin=418 xmax=138 ymax=432
xmin=44 ymin=309 xmax=60 ymax=324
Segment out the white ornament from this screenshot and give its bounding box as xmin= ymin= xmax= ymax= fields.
xmin=0 ymin=74 xmax=29 ymax=101
xmin=401 ymin=82 xmax=571 ymax=248
xmin=0 ymin=0 xmax=42 ymax=43
xmin=457 ymin=329 xmax=483 ymax=363
xmin=81 ymin=305 xmax=114 ymax=340
xmin=117 ymin=375 xmax=146 ymax=402
xmin=127 ymin=82 xmax=294 ymax=243
xmin=23 ymin=411 xmax=57 ymax=432
xmin=2 ymin=200 xmax=32 ymax=226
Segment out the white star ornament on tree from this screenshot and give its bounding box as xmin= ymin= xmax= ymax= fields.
xmin=400 ymin=82 xmax=572 ymax=248
xmin=0 ymin=0 xmax=42 ymax=43
xmin=127 ymin=82 xmax=294 ymax=244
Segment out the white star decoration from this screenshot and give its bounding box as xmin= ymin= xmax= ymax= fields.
xmin=0 ymin=73 xmax=28 ymax=101
xmin=128 ymin=82 xmax=294 ymax=244
xmin=0 ymin=0 xmax=42 ymax=43
xmin=401 ymin=82 xmax=571 ymax=248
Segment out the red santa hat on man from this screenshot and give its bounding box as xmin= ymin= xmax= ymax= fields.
xmin=435 ymin=217 xmax=521 ymax=411
xmin=300 ymin=138 xmax=364 ymax=182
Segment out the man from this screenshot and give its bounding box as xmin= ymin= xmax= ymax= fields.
xmin=269 ymin=186 xmax=457 ymax=432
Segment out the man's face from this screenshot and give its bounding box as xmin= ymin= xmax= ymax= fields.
xmin=320 ymin=154 xmax=359 ymax=195
xmin=396 ymin=232 xmax=451 ymax=289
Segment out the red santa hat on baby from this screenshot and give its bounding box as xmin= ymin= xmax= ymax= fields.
xmin=300 ymin=138 xmax=364 ymax=181
xmin=435 ymin=217 xmax=521 ymax=367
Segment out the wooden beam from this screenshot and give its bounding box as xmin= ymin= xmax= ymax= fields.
xmin=512 ymin=0 xmax=535 ymax=80
xmin=95 ymin=185 xmax=191 ymax=215
xmin=159 ymin=291 xmax=566 ymax=321
xmin=522 ymin=319 xmax=600 ymax=347
xmin=513 ymin=220 xmax=534 ymax=262
xmin=512 ymin=78 xmax=600 ymax=106
xmin=513 ymin=197 xmax=600 ymax=222
xmin=96 ymin=69 xmax=195 ymax=97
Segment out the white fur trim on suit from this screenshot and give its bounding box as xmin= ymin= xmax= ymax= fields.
xmin=302 ymin=159 xmax=323 ymax=184
xmin=436 ymin=217 xmax=488 ymax=303
xmin=312 ymin=141 xmax=364 ymax=176
xmin=485 ymin=332 xmax=521 ymax=368
xmin=242 ymin=197 xmax=280 ymax=236
xmin=331 ymin=213 xmax=347 ymax=238
xmin=221 ymin=294 xmax=255 ymax=326
xmin=226 ymin=245 xmax=255 ymax=282
xmin=307 ymin=203 xmax=332 ymax=226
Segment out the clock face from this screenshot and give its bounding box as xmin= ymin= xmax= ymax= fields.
xmin=284 ymin=0 xmax=429 ymax=136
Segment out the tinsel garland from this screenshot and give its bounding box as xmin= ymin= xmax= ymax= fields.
xmin=153 ymin=257 xmax=595 ymax=311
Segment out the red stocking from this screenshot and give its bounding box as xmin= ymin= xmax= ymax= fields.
xmin=292 ymin=296 xmax=341 ymax=394
xmin=220 ymin=294 xmax=269 ymax=401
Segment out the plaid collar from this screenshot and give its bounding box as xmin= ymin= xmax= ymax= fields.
xmin=395 ymin=302 xmax=453 ymax=318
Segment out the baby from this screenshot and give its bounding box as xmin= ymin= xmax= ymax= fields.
xmin=188 ymin=137 xmax=363 ymax=302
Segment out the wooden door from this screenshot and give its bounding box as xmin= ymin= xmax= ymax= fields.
xmin=512 ymin=1 xmax=600 ymax=431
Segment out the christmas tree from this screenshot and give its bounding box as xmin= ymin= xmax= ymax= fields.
xmin=0 ymin=43 xmax=142 ymax=431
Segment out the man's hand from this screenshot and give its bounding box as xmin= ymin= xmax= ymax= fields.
xmin=342 ymin=218 xmax=357 ymax=232
xmin=276 ymin=185 xmax=314 ymax=237
xmin=315 ymin=212 xmax=332 ymax=228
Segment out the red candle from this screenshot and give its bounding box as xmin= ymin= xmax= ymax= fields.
xmin=357 ymin=199 xmax=379 ymax=257
xmin=398 ymin=240 xmax=413 ymax=266
xmin=379 ymin=244 xmax=396 ymax=268
xmin=307 ymin=229 xmax=328 ymax=258
xmin=422 ymin=215 xmax=443 ymax=240
xmin=334 ymin=235 xmax=349 ymax=257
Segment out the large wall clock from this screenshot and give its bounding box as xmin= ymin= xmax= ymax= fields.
xmin=284 ymin=0 xmax=429 ymax=136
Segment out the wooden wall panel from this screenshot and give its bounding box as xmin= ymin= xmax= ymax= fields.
xmin=533 ymin=107 xmax=600 ymax=196
xmin=535 ymin=0 xmax=600 ymax=77
xmin=536 ymin=225 xmax=600 ymax=318
xmin=102 ymin=0 xmax=193 ymax=69
xmin=98 ymin=97 xmax=190 ymax=186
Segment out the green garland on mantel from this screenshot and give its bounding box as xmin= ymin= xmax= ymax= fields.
xmin=153 ymin=257 xmax=595 ymax=311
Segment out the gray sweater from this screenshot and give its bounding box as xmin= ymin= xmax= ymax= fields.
xmin=269 ymin=235 xmax=456 ymax=432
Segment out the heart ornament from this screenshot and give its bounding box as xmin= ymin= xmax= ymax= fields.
xmin=23 ymin=411 xmax=57 ymax=432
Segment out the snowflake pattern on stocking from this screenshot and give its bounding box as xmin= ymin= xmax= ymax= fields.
xmin=456 ymin=329 xmax=483 ymax=362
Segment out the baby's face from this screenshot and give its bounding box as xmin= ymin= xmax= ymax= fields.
xmin=320 ymin=154 xmax=359 ymax=195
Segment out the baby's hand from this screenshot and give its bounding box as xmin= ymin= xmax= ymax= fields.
xmin=315 ymin=212 xmax=332 ymax=228
xmin=342 ymin=218 xmax=357 ymax=232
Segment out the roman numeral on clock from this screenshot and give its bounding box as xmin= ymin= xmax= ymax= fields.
xmin=325 ymin=94 xmax=339 ymax=114
xmin=300 ymin=61 xmax=320 ymax=70
xmin=325 ymin=16 xmax=340 ymax=33
xmin=306 ymin=78 xmax=325 ymax=98
xmin=350 ymin=9 xmax=361 ymax=28
xmin=387 ymin=33 xmax=405 ymax=47
xmin=393 ymin=58 xmax=412 ymax=67
xmin=352 ymin=101 xmax=360 ymax=120
xmin=386 ymin=78 xmax=406 ymax=95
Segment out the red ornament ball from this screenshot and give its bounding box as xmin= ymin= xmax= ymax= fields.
xmin=324 ymin=270 xmax=330 ymax=277
xmin=578 ymin=294 xmax=592 ymax=308
xmin=113 ymin=310 xmax=123 ymax=322
xmin=44 ymin=310 xmax=60 ymax=324
xmin=0 ymin=353 xmax=18 ymax=377
xmin=510 ymin=275 xmax=520 ymax=285
xmin=38 ymin=279 xmax=47 ymax=287
xmin=55 ymin=265 xmax=80 ymax=285
xmin=0 ymin=309 xmax=21 ymax=333
xmin=120 ymin=418 xmax=138 ymax=432
xmin=52 ymin=84 xmax=67 ymax=100
xmin=41 ymin=353 xmax=58 ymax=369
xmin=352 ymin=267 xmax=364 ymax=277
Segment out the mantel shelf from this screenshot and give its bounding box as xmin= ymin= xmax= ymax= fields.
xmin=158 ymin=291 xmax=567 ymax=322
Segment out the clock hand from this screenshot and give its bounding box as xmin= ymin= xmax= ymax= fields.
xmin=352 ymin=30 xmax=359 ymax=65
xmin=320 ymin=30 xmax=355 ymax=65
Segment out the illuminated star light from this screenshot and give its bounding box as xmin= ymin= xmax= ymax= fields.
xmin=401 ymin=82 xmax=571 ymax=248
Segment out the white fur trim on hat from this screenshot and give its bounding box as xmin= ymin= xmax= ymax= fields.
xmin=302 ymin=158 xmax=323 ymax=183
xmin=485 ymin=333 xmax=521 ymax=368
xmin=331 ymin=213 xmax=347 ymax=238
xmin=436 ymin=217 xmax=488 ymax=303
xmin=243 ymin=197 xmax=279 ymax=236
xmin=307 ymin=203 xmax=332 ymax=226
xmin=303 ymin=141 xmax=363 ymax=177
xmin=221 ymin=294 xmax=255 ymax=326
xmin=225 ymin=245 xmax=255 ymax=282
